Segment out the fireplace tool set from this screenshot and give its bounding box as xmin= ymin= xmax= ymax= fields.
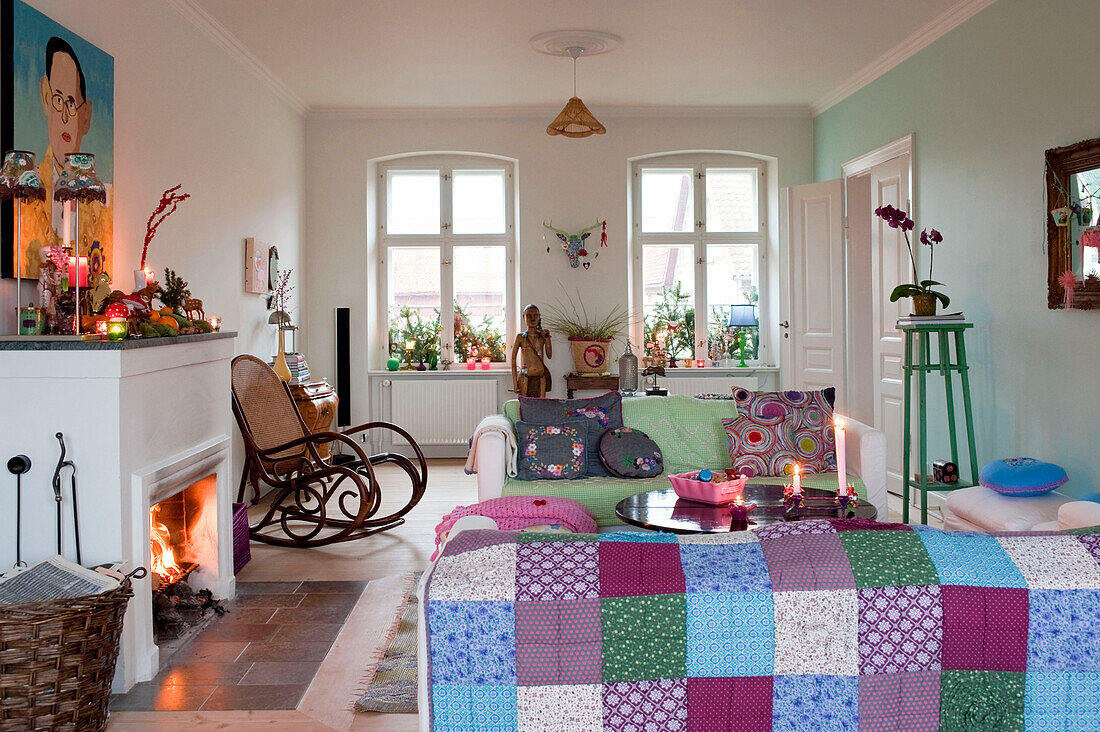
xmin=5 ymin=454 xmax=30 ymax=568
xmin=52 ymin=432 xmax=82 ymax=565
xmin=4 ymin=433 xmax=83 ymax=568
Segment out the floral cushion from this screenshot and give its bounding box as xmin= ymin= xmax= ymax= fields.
xmin=515 ymin=420 xmax=588 ymax=480
xmin=520 ymin=392 xmax=623 ymax=477
xmin=598 ymin=427 xmax=663 ymax=478
xmin=722 ymin=415 xmax=799 ymax=478
xmin=732 ymin=387 xmax=837 ymax=473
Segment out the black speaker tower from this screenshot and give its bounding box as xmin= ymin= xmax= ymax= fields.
xmin=334 ymin=307 xmax=351 ymax=428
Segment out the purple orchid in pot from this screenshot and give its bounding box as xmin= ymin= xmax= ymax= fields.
xmin=875 ymin=204 xmax=949 ymax=317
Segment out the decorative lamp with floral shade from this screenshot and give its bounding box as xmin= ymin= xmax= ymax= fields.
xmin=54 ymin=153 xmax=107 ymax=335
xmin=0 ymin=151 xmax=46 ymax=334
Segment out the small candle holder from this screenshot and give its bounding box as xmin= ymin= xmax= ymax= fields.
xmin=728 ymin=496 xmax=756 ymax=524
xmin=206 ymin=316 xmax=222 ymax=332
xmin=783 ymin=485 xmax=804 ymax=515
xmin=95 ymin=319 xmax=109 ymax=337
xmin=835 ymin=484 xmax=858 ymax=512
xmin=480 ymin=356 xmax=491 ymax=370
xmin=106 ymin=318 xmax=128 ymax=341
xmin=466 ymin=357 xmax=477 ymax=370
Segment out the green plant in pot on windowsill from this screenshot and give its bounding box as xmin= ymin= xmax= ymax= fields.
xmin=543 ymin=299 xmax=629 ymax=374
xmin=875 ymin=205 xmax=949 ymax=317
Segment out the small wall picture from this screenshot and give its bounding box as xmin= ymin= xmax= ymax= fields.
xmin=244 ymin=237 xmax=268 ymax=293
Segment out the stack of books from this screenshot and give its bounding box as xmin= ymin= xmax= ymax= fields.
xmin=897 ymin=312 xmax=965 ymax=326
xmin=270 ymin=353 xmax=312 ymax=384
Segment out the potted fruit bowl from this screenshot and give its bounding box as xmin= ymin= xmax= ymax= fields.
xmin=668 ymin=470 xmax=750 ymax=505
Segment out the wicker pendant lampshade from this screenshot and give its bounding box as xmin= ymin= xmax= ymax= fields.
xmin=545 ymin=44 xmax=607 ymax=138
xmin=547 ymin=96 xmax=606 ymax=138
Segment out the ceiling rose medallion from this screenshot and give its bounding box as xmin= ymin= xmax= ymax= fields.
xmin=530 ymin=30 xmax=621 ymax=138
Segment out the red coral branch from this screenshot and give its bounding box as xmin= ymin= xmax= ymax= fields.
xmin=140 ymin=185 xmax=191 ymax=270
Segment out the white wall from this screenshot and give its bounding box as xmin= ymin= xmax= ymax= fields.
xmin=0 ymin=0 xmax=305 ymax=481
xmin=304 ymin=112 xmax=812 ymax=424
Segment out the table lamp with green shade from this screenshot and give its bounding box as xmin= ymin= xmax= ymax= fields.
xmin=727 ymin=304 xmax=757 ymax=367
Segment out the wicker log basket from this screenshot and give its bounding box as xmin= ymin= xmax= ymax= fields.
xmin=0 ymin=576 xmax=136 ymax=731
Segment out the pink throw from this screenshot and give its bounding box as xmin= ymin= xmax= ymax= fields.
xmin=431 ymin=496 xmax=597 ymax=559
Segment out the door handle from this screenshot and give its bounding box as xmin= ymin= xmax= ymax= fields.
xmin=778 ymin=321 xmax=789 ymax=329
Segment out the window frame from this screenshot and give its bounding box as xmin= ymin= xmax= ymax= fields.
xmin=378 ymin=155 xmax=516 ymax=369
xmin=630 ymin=154 xmax=767 ymax=364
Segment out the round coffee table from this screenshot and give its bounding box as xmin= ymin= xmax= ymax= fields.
xmin=614 ymin=483 xmax=875 ymax=534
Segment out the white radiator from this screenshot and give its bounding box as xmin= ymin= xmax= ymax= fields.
xmin=663 ymin=375 xmax=758 ymax=396
xmin=386 ymin=379 xmax=497 ymax=446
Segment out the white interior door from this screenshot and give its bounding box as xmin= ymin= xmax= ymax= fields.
xmin=870 ymin=155 xmax=911 ymax=495
xmin=781 ymin=179 xmax=846 ymax=409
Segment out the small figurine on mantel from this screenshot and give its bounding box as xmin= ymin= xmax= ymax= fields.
xmin=511 ymin=304 xmax=553 ymax=397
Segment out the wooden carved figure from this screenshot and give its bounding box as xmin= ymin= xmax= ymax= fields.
xmin=511 ymin=304 xmax=553 ymax=397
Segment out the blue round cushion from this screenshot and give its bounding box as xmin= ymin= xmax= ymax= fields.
xmin=979 ymin=457 xmax=1067 ymax=496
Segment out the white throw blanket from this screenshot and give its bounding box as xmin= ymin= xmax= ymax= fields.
xmin=464 ymin=414 xmax=517 ymax=477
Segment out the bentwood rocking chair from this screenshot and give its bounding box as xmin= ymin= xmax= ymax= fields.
xmin=231 ymin=355 xmax=427 ymax=547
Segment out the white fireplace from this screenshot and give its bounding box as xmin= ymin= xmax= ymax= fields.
xmin=0 ymin=334 xmax=237 ymax=692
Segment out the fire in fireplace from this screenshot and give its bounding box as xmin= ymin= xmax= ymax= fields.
xmin=148 ymin=475 xmax=226 ymax=642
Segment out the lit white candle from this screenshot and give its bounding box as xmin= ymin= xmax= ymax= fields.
xmin=792 ymin=464 xmax=802 ymax=494
xmin=61 ymin=201 xmax=73 ymax=247
xmin=834 ymin=417 xmax=847 ymax=495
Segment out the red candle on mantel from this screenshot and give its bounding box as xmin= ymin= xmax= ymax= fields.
xmin=67 ymin=256 xmax=88 ymax=288
xmin=696 ymin=359 xmax=705 ymax=368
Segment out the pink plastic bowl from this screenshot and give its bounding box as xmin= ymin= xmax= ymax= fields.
xmin=668 ymin=471 xmax=750 ymax=505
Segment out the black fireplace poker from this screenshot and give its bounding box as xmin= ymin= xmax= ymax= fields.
xmin=52 ymin=432 xmax=82 ymax=566
xmin=6 ymin=454 xmax=31 ymax=567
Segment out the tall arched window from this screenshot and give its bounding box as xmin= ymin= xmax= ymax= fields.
xmin=378 ymin=154 xmax=516 ymax=368
xmin=630 ymin=153 xmax=766 ymax=364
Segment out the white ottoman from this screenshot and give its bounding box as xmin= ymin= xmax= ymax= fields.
xmin=943 ymin=485 xmax=1072 ymax=532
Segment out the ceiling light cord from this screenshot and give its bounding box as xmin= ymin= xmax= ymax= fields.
xmin=568 ymin=46 xmax=583 ymax=97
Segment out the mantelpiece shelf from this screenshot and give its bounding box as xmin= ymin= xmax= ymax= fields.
xmin=0 ymin=331 xmax=236 ymax=350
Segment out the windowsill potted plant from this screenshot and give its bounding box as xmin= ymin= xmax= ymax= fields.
xmin=544 ymin=299 xmax=629 ymax=374
xmin=875 ymin=205 xmax=949 ymax=317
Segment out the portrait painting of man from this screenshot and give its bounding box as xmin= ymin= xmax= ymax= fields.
xmin=2 ymin=0 xmax=113 ymax=279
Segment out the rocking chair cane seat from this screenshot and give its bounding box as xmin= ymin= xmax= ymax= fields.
xmin=231 ymin=355 xmax=427 ymax=547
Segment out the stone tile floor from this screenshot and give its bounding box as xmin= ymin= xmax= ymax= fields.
xmin=110 ymin=580 xmax=366 ymax=712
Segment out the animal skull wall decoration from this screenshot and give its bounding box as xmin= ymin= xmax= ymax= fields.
xmin=543 ymin=219 xmax=605 ymax=268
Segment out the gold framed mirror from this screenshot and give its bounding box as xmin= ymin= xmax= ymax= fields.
xmin=1046 ymin=136 xmax=1100 ymax=309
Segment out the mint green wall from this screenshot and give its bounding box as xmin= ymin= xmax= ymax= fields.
xmin=815 ymin=0 xmax=1100 ymax=497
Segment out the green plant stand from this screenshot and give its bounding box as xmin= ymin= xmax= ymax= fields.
xmin=900 ymin=322 xmax=979 ymax=524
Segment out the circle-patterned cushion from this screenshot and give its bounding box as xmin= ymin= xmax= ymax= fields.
xmin=598 ymin=428 xmax=663 ymax=478
xmin=722 ymin=415 xmax=799 ymax=478
xmin=732 ymin=388 xmax=837 ymax=473
xmin=979 ymin=457 xmax=1068 ymax=496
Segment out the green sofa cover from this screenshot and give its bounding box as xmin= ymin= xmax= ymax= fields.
xmin=501 ymin=394 xmax=865 ymax=526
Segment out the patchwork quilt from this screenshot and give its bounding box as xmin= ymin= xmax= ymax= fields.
xmin=423 ymin=520 xmax=1100 ymax=731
